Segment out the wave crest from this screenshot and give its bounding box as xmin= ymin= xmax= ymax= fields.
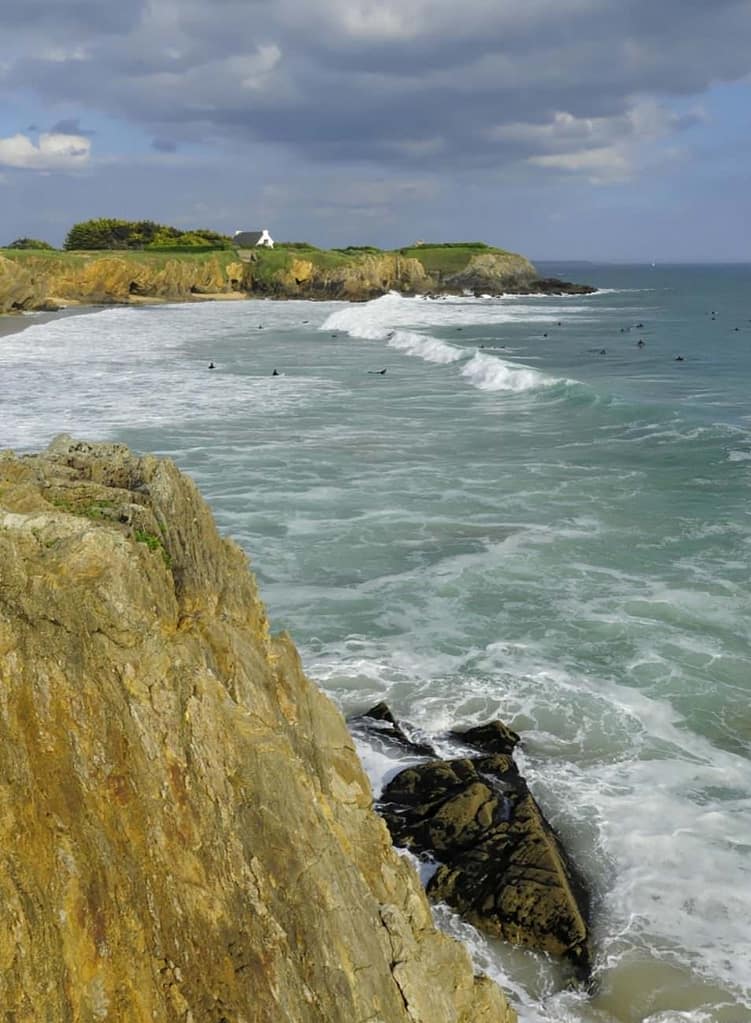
xmin=461 ymin=352 xmax=554 ymax=393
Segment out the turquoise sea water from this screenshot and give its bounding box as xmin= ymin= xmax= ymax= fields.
xmin=2 ymin=263 xmax=750 ymax=1022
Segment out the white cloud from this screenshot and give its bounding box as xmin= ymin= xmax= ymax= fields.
xmin=0 ymin=132 xmax=91 ymax=170
xmin=488 ymin=99 xmax=700 ymax=183
xmin=529 ymin=145 xmax=631 ymax=183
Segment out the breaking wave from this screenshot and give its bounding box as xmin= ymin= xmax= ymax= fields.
xmin=322 ymin=293 xmax=579 ymax=394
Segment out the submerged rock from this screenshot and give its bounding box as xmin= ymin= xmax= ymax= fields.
xmin=351 ymin=701 xmax=438 ymax=757
xmin=0 ymin=438 xmax=515 ymax=1023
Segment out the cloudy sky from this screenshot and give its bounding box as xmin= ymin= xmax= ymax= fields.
xmin=2 ymin=0 xmax=751 ymax=259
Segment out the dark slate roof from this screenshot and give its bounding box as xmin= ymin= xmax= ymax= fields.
xmin=233 ymin=231 xmax=263 ymax=246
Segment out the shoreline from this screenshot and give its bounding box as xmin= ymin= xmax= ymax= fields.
xmin=0 ymin=278 xmax=598 ymax=340
xmin=0 ymin=292 xmax=250 ymax=339
xmin=0 ymin=305 xmax=108 ymax=340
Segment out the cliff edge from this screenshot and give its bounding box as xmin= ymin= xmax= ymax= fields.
xmin=0 ymin=244 xmax=593 ymax=313
xmin=0 ymin=437 xmax=515 ymax=1023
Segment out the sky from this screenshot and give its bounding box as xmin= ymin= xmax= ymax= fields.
xmin=1 ymin=0 xmax=751 ymax=261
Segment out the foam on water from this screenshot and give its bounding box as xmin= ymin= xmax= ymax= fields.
xmin=321 ymin=290 xmax=601 ymax=333
xmin=321 ymin=292 xmax=580 ymax=391
xmin=386 ymin=328 xmax=465 ymax=364
xmin=0 ymin=304 xmax=341 ymax=451
xmin=317 ymin=637 xmax=751 ymax=1021
xmin=460 ymin=350 xmax=555 ymax=392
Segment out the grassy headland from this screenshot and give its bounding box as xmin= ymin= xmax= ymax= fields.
xmin=0 ymin=240 xmax=593 ymax=314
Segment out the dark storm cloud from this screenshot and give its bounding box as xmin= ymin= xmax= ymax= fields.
xmin=0 ymin=0 xmax=145 ymax=33
xmin=2 ymin=0 xmax=751 ymax=177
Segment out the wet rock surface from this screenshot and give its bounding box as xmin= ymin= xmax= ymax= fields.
xmin=528 ymin=277 xmax=597 ymax=295
xmin=451 ymin=720 xmax=521 ymax=756
xmin=351 ymin=700 xmax=438 ymax=758
xmin=361 ymin=705 xmax=591 ymax=979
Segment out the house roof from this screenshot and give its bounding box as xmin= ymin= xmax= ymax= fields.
xmin=233 ymin=231 xmax=264 ymax=246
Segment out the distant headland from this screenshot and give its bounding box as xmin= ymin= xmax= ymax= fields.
xmin=0 ymin=218 xmax=595 ymax=314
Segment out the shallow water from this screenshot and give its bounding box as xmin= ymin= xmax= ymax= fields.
xmin=2 ymin=263 xmax=750 ymax=1022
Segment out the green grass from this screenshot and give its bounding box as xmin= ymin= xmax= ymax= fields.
xmin=49 ymin=496 xmax=115 ymax=519
xmin=0 ymin=248 xmax=238 ymax=269
xmin=2 ymin=241 xmax=524 ymax=290
xmin=250 ymin=244 xmax=353 ymax=286
xmin=134 ymin=528 xmax=172 ymax=567
xmin=397 ymin=244 xmax=514 ymax=274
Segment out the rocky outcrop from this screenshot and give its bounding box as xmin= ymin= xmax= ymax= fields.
xmin=358 ymin=707 xmax=590 ymax=980
xmin=1 ymin=249 xmax=595 ymax=313
xmin=526 ymin=277 xmax=597 ymax=296
xmin=0 ymin=254 xmax=246 ymax=313
xmin=247 ymin=252 xmax=434 ymax=301
xmin=441 ymin=252 xmax=537 ymax=294
xmin=0 ymin=437 xmax=515 ymax=1023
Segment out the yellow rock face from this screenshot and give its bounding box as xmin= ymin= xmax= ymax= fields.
xmin=0 ymin=254 xmax=246 ymax=312
xmin=0 ymin=437 xmax=516 ymax=1023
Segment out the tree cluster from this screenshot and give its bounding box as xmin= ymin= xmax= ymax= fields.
xmin=63 ymin=219 xmax=233 ymax=251
xmin=5 ymin=237 xmax=56 ymax=250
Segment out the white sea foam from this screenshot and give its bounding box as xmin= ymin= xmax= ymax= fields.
xmin=460 ymin=351 xmax=555 ymax=392
xmin=386 ymin=328 xmax=465 ymax=364
xmin=320 ymin=293 xmax=581 ymax=389
xmin=321 ymin=291 xmax=599 ymax=336
xmin=0 ymin=303 xmax=340 ymax=451
xmin=314 ymin=640 xmax=751 ymax=1019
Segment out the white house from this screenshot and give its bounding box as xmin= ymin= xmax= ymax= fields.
xmin=233 ymin=229 xmax=274 ymax=248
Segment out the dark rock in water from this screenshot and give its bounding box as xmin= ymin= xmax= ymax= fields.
xmin=380 ymin=754 xmax=590 ymax=980
xmin=352 ymin=702 xmax=437 ymax=758
xmin=450 ymin=720 xmax=521 ymax=755
xmin=529 ymin=278 xmax=596 ymax=296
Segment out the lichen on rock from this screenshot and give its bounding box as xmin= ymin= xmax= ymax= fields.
xmin=0 ymin=436 xmax=515 ymax=1023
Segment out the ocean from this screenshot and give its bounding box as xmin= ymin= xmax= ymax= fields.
xmin=2 ymin=263 xmax=750 ymax=1022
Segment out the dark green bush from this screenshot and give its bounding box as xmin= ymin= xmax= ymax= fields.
xmin=64 ymin=219 xmax=233 ymax=251
xmin=5 ymin=237 xmax=56 ymax=249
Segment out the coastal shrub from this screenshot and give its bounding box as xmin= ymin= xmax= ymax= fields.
xmin=399 ymin=241 xmax=490 ymax=250
xmin=277 ymin=241 xmax=319 ymax=250
xmin=5 ymin=237 xmax=55 ymax=249
xmin=64 ymin=219 xmax=233 ymax=251
xmin=334 ymin=245 xmax=384 ymax=254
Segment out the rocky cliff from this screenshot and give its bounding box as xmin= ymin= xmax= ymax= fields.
xmin=244 ymin=250 xmax=541 ymax=300
xmin=0 ymin=246 xmax=592 ymax=313
xmin=0 ymin=437 xmax=515 ymax=1023
xmin=0 ymin=253 xmax=246 ymax=314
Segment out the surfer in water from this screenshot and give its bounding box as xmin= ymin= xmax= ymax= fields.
xmin=367 ymin=369 xmax=387 ymax=375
